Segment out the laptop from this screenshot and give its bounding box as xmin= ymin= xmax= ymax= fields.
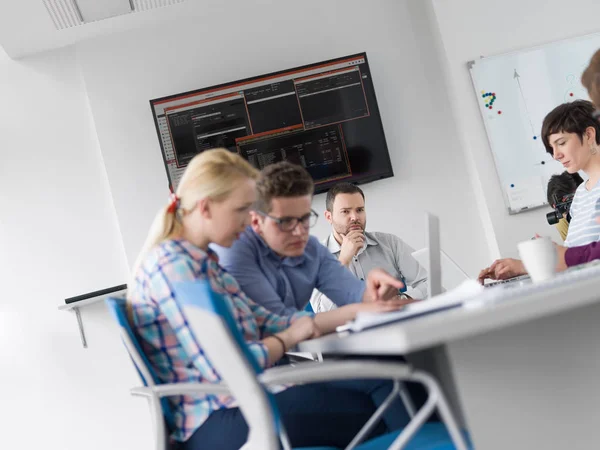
xmin=411 ymin=213 xmax=470 ymax=294
xmin=425 ymin=212 xmax=443 ymax=298
xmin=412 ymin=214 xmax=530 ymax=290
xmin=337 ymin=212 xmax=471 ymax=332
xmin=482 ymin=274 xmax=530 ymax=288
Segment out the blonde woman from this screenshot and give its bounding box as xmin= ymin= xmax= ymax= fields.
xmin=128 ymin=149 xmax=409 ymax=450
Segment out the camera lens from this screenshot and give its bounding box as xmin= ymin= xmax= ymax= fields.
xmin=546 ymin=211 xmax=561 ymax=225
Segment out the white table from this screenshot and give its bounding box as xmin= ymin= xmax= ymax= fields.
xmin=299 ymin=265 xmax=600 ymax=450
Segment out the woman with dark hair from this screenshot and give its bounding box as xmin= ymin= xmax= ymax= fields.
xmin=548 ymin=55 xmax=600 ymax=268
xmin=479 ymin=100 xmax=600 ymax=283
xmin=540 ymin=100 xmax=600 ymax=248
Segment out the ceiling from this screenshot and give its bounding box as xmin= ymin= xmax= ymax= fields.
xmin=0 ymin=0 xmax=196 ymax=59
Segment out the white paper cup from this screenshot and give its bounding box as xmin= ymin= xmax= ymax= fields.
xmin=517 ymin=237 xmax=557 ymax=283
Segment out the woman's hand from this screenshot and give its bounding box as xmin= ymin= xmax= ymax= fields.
xmin=478 ymin=258 xmax=526 ymax=284
xmin=279 ymin=316 xmax=321 ymax=348
xmin=312 ymin=296 xmax=414 ymax=336
xmin=357 ymin=297 xmax=418 ymax=313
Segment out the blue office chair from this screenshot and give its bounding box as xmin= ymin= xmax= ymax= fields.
xmin=174 ymin=280 xmax=472 ymax=450
xmin=105 ymin=297 xmax=230 ymax=450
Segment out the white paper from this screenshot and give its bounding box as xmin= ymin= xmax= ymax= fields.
xmin=341 ymin=280 xmax=485 ymax=333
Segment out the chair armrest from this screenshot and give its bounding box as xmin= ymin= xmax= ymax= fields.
xmin=260 ymin=360 xmax=413 ymax=386
xmin=285 ymin=351 xmax=316 ymax=361
xmin=130 ymin=382 xmax=230 ymax=399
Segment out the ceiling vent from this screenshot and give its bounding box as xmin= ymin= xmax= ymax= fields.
xmin=42 ymin=0 xmax=185 ymax=30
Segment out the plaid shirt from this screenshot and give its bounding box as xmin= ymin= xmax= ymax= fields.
xmin=128 ymin=239 xmax=310 ymax=442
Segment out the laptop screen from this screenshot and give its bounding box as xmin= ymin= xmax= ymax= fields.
xmin=426 ymin=212 xmax=443 ymax=298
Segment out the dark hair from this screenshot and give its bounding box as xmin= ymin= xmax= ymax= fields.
xmin=546 ymin=171 xmax=584 ymax=205
xmin=541 ymin=100 xmax=600 ymax=155
xmin=325 ymin=182 xmax=365 ymax=212
xmin=255 ymin=162 xmax=314 ymax=213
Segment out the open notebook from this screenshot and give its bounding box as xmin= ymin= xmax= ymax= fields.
xmin=337 ymin=279 xmax=484 ymax=333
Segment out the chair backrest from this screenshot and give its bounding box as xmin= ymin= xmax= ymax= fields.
xmin=105 ymin=297 xmax=176 ymax=431
xmin=173 ymin=280 xmax=283 ymax=450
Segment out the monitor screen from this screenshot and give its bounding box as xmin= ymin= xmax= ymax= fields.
xmin=150 ymin=52 xmax=394 ymax=194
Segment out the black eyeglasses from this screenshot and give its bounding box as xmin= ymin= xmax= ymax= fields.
xmin=593 ymin=109 xmax=600 ymax=122
xmin=256 ymin=209 xmax=319 ymax=231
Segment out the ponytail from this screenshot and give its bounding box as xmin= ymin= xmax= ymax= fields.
xmin=129 ymin=201 xmax=183 ymax=281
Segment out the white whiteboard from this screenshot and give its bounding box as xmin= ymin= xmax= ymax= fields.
xmin=469 ymin=33 xmax=600 ymax=214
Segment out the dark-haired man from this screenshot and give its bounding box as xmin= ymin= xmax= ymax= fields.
xmin=213 ymin=163 xmax=429 ymax=429
xmin=212 ymin=162 xmax=405 ymax=316
xmin=546 ymin=171 xmax=584 ymax=241
xmin=311 ymin=182 xmax=428 ymax=313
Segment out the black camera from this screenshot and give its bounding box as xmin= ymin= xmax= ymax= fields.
xmin=546 ymin=193 xmax=575 ymax=225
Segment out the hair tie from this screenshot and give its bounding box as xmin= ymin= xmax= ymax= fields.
xmin=167 ymin=193 xmax=180 ymax=214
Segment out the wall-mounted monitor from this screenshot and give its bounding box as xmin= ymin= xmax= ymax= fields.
xmin=150 ymin=52 xmax=393 ymax=194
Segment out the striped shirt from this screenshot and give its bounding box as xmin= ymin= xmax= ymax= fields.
xmin=128 ymin=239 xmax=309 ymax=442
xmin=564 ymin=180 xmax=600 ymax=248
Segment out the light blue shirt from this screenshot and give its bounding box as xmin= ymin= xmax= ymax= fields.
xmin=212 ymin=227 xmax=366 ymax=315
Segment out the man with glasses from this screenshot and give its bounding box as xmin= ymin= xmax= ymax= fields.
xmin=213 ymin=161 xmax=404 ymax=315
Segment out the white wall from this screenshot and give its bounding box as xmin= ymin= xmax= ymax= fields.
xmin=6 ymin=0 xmax=596 ymax=447
xmin=77 ymin=0 xmax=492 ymax=277
xmin=0 ymin=46 xmax=150 ymax=449
xmin=11 ymin=1 xmax=583 ymax=447
xmin=432 ymin=0 xmax=600 ymax=258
